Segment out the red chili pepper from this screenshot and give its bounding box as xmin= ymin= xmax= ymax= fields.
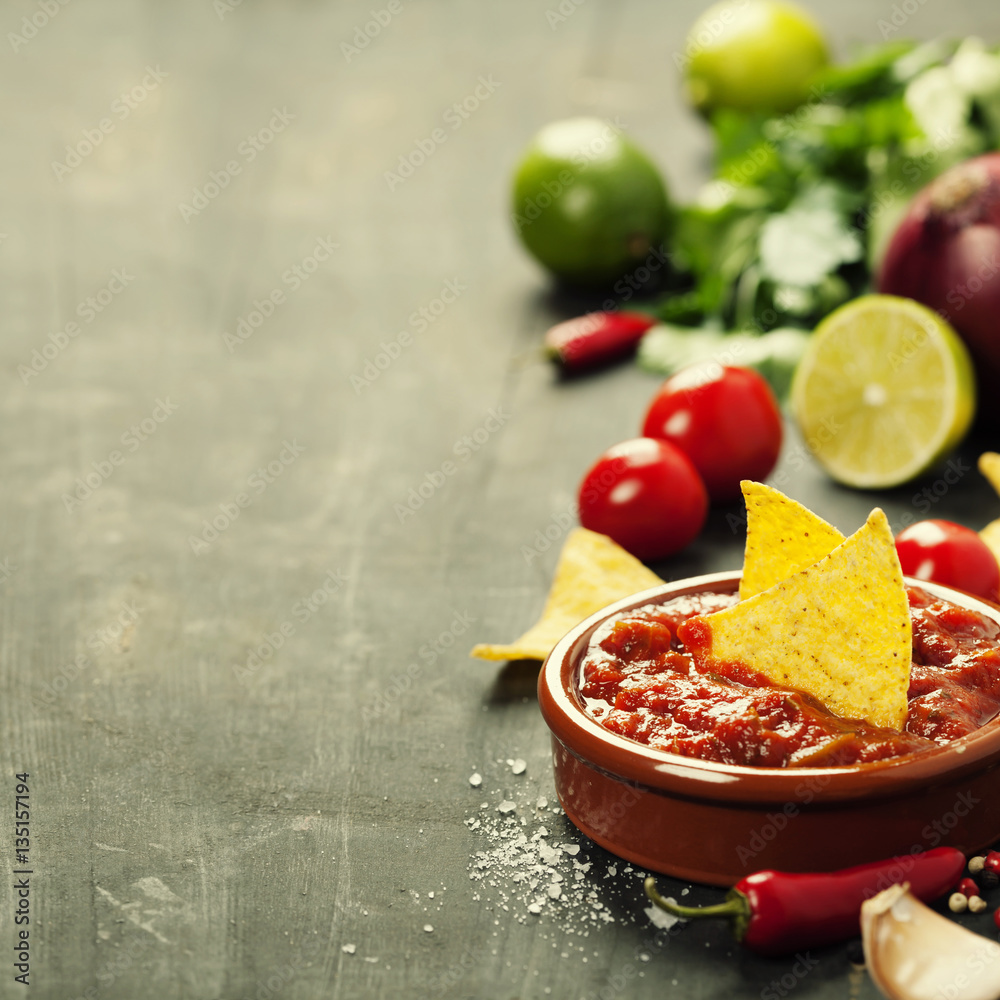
xmin=544 ymin=310 xmax=655 ymax=372
xmin=645 ymin=847 xmax=965 ymax=957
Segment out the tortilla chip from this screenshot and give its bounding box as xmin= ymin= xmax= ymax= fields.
xmin=471 ymin=528 xmax=662 ymax=662
xmin=739 ymin=481 xmax=846 ymax=600
xmin=979 ymin=455 xmax=1000 ymax=564
xmin=980 ymin=452 xmax=1000 ymax=497
xmin=982 ymin=517 xmax=1000 ymax=566
xmin=687 ymin=508 xmax=911 ymax=730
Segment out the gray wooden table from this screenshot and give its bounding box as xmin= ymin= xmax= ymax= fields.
xmin=3 ymin=1 xmax=1000 ymax=997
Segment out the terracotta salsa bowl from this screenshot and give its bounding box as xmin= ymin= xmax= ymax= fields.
xmin=538 ymin=571 xmax=1000 ymax=886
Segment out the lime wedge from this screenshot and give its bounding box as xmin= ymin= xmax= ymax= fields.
xmin=791 ymin=295 xmax=976 ymax=489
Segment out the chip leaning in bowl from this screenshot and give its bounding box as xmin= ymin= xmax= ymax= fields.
xmin=579 ymin=483 xmax=1000 ymax=767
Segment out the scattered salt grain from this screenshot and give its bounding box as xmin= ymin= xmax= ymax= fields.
xmin=341 ymin=944 xmax=356 ymax=955
xmin=645 ymin=903 xmax=683 ymax=930
xmin=464 ymin=759 xmax=640 ymax=940
xmin=423 ymin=924 xmax=433 ymax=933
xmin=511 ymin=758 xmax=527 ymax=775
xmin=469 ymin=773 xmax=483 ymax=788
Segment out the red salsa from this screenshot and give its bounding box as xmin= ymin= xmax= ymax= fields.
xmin=578 ymin=587 xmax=1000 ymax=767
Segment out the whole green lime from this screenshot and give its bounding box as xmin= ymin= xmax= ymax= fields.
xmin=511 ymin=118 xmax=672 ymax=288
xmin=683 ymin=0 xmax=829 ymax=115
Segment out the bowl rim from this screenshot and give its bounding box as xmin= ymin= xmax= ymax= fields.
xmin=538 ymin=570 xmax=1000 ymax=805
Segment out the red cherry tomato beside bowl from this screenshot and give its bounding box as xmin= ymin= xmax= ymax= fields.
xmin=895 ymin=519 xmax=1000 ymax=604
xmin=641 ymin=364 xmax=783 ymax=502
xmin=577 ymin=437 xmax=708 ymax=561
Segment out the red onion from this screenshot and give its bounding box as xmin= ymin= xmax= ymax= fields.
xmin=878 ymin=153 xmax=1000 ymax=398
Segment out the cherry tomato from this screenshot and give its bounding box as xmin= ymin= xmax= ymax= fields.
xmin=641 ymin=364 xmax=783 ymax=501
xmin=577 ymin=437 xmax=708 ymax=561
xmin=895 ymin=520 xmax=1000 ymax=604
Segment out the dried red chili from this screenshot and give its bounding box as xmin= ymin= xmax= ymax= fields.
xmin=645 ymin=847 xmax=964 ymax=957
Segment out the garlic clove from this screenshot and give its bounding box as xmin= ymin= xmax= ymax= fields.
xmin=862 ymin=883 xmax=1000 ymax=1000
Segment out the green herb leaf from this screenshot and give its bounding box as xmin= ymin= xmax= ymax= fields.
xmin=757 ymin=183 xmax=863 ymax=288
xmin=637 ymin=326 xmax=810 ymax=400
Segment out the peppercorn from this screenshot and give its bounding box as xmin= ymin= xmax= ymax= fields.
xmin=949 ymin=892 xmax=969 ymax=913
xmin=969 ymin=895 xmax=988 ymax=914
xmin=969 ymin=855 xmax=986 ymax=875
xmin=958 ymin=877 xmax=980 ymax=898
xmin=981 ymin=869 xmax=1000 ymax=890
xmin=845 ymin=938 xmax=865 ymax=967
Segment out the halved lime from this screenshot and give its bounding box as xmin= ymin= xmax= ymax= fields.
xmin=790 ymin=295 xmax=976 ymax=489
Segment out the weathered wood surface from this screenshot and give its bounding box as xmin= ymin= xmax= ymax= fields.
xmin=1 ymin=0 xmax=1000 ymax=997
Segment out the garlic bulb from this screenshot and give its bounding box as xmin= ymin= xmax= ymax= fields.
xmin=861 ymin=883 xmax=1000 ymax=1000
